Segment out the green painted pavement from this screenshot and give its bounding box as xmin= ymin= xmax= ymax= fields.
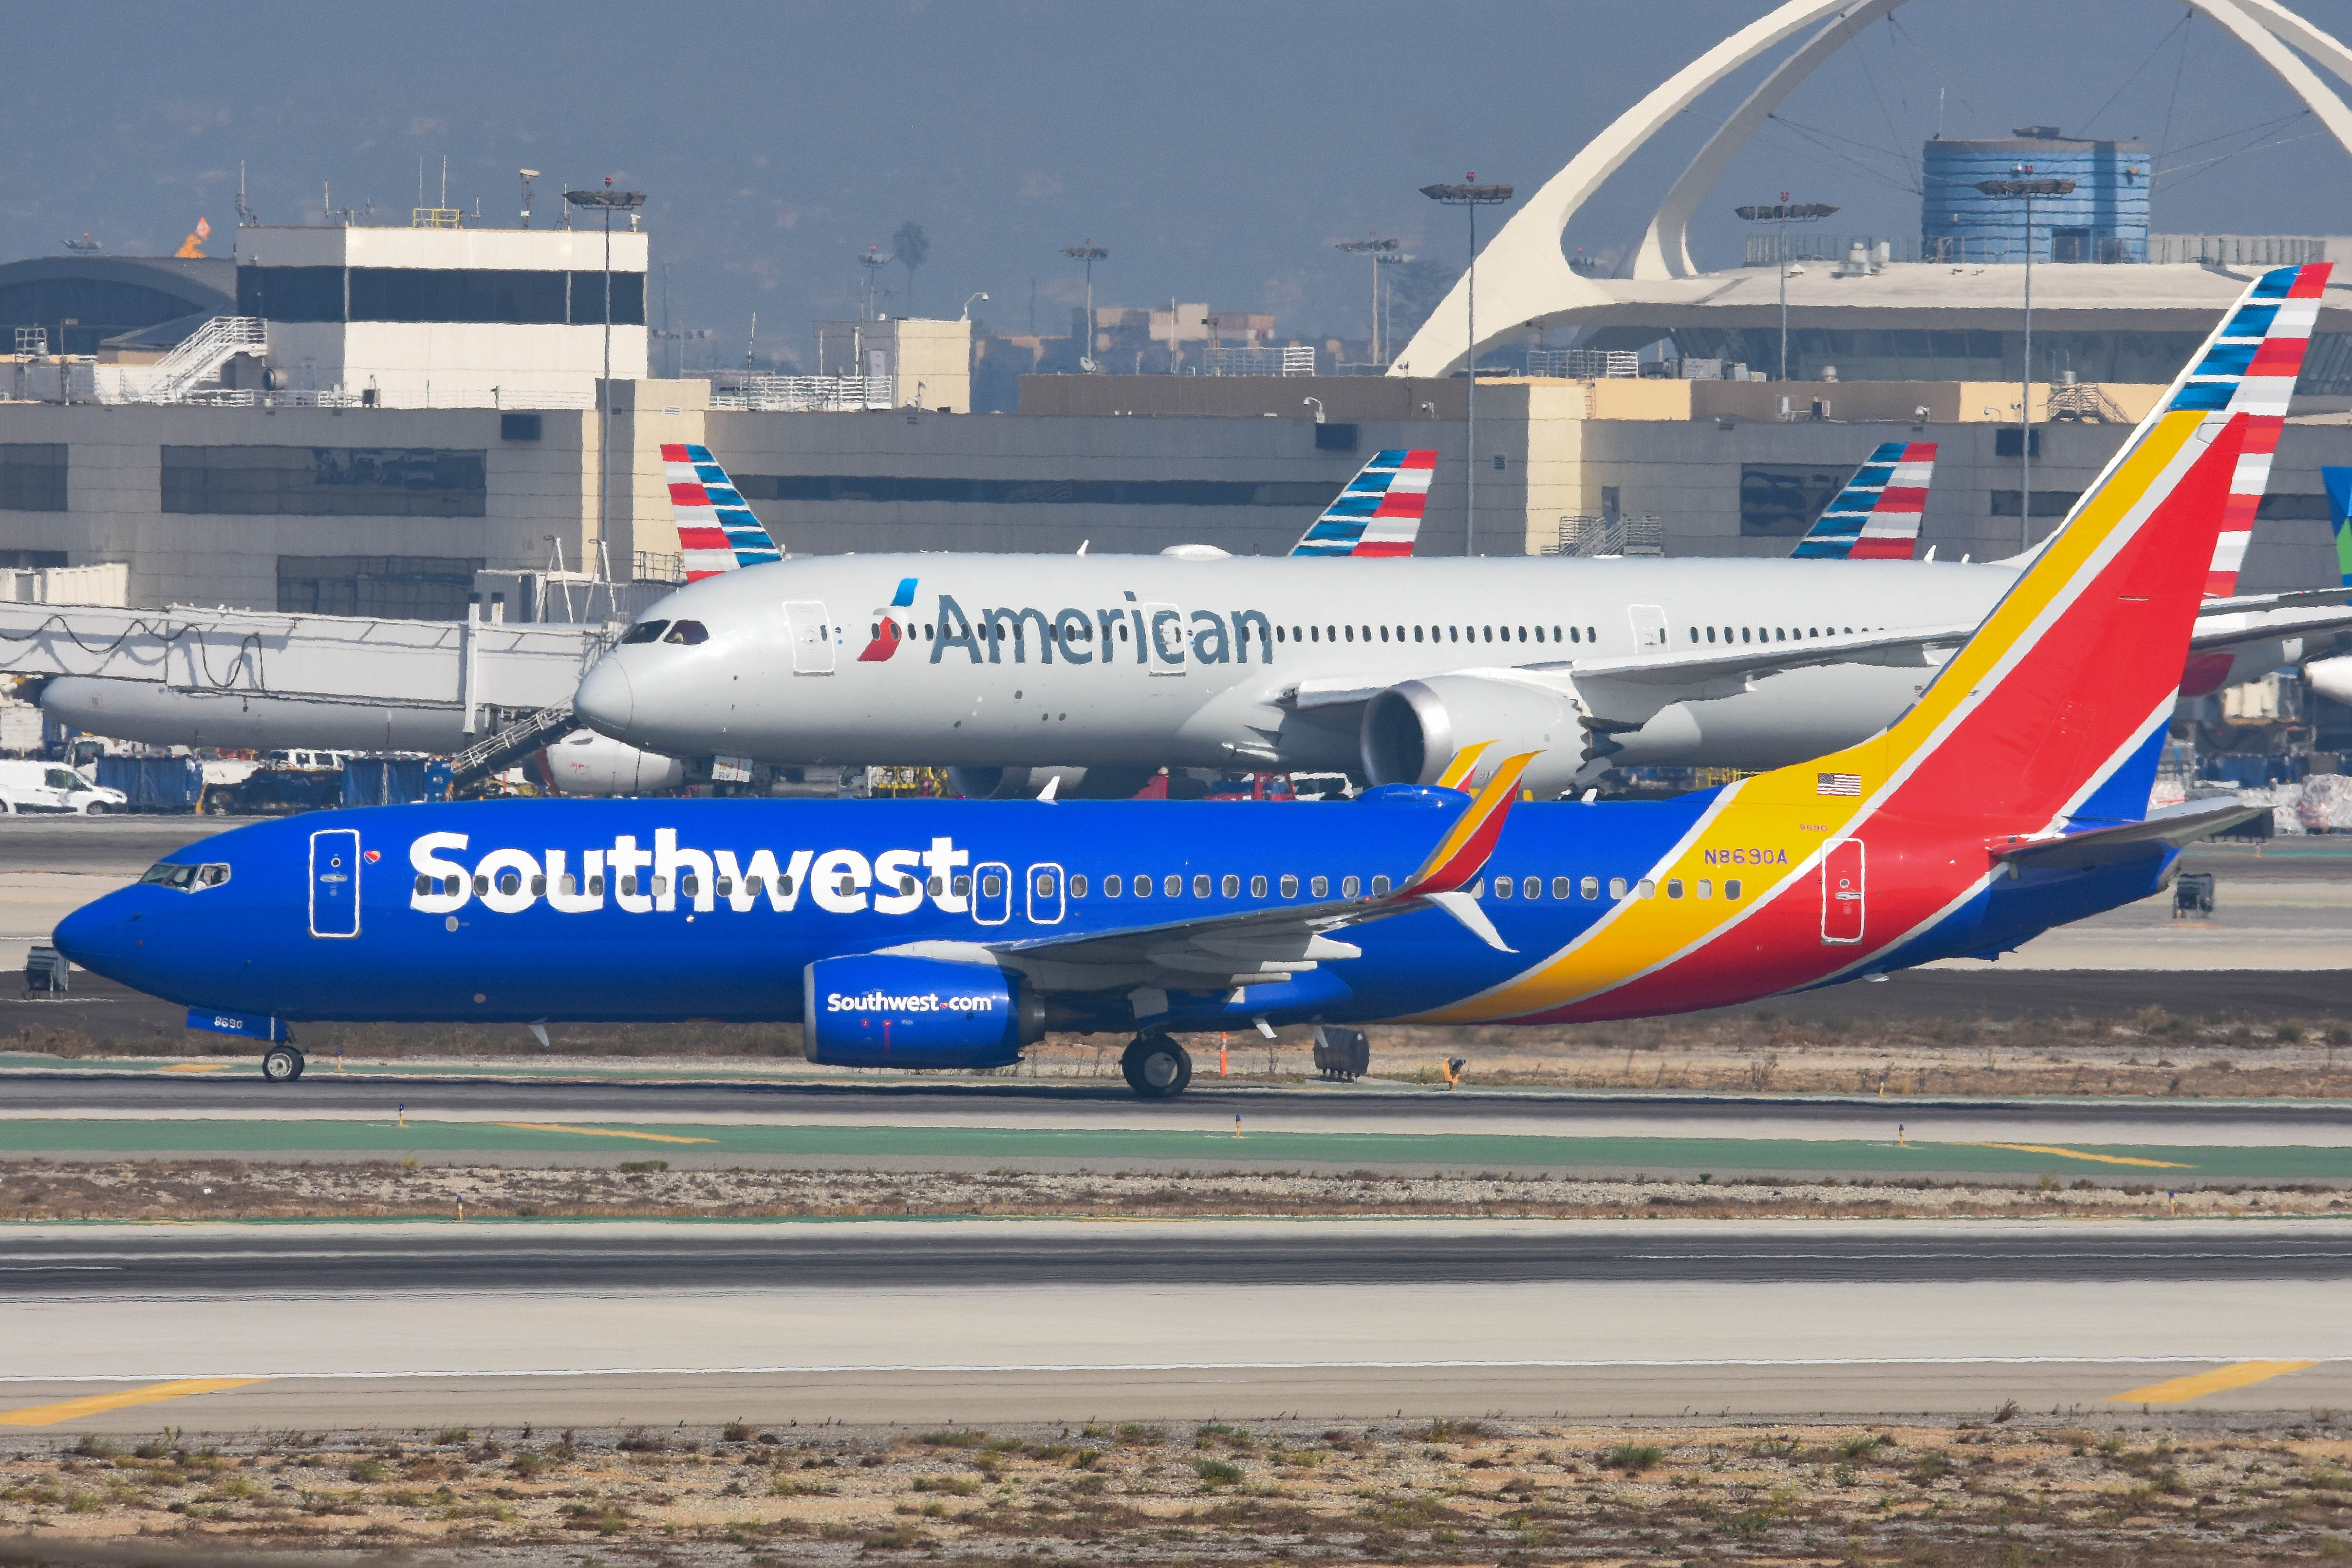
xmin=0 ymin=1119 xmax=2342 ymax=1179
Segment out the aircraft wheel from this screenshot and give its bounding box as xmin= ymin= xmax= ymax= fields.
xmin=261 ymin=1045 xmax=305 ymax=1083
xmin=1121 ymin=1035 xmax=1191 ymax=1100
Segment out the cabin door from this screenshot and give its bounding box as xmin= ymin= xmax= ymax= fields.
xmin=309 ymin=828 xmax=362 ymax=939
xmin=1820 ymin=839 xmax=1865 ymax=945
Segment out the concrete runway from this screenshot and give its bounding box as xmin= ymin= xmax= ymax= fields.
xmin=2 ymin=1219 xmax=2346 ymax=1427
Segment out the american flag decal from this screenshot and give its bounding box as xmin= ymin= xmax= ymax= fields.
xmin=1816 ymin=772 xmax=1862 ymax=797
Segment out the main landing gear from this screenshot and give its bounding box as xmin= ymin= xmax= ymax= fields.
xmin=261 ymin=1045 xmax=306 ymax=1083
xmin=1120 ymin=1034 xmax=1193 ymax=1100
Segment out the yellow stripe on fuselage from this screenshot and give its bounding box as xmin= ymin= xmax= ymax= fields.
xmin=1421 ymin=412 xmax=2211 ymax=1024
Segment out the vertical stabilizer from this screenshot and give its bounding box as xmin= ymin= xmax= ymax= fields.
xmin=1791 ymin=441 xmax=1936 ymax=560
xmin=663 ymin=444 xmax=784 ymax=581
xmin=1291 ymin=449 xmax=1437 ymax=557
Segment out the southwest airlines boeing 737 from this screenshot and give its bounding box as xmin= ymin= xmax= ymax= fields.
xmin=54 ymin=266 xmax=2319 ymax=1095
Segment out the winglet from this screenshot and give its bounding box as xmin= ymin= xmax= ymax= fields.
xmin=664 ymin=443 xmax=784 ymax=580
xmin=1433 ymin=742 xmax=1492 ymax=791
xmin=1401 ymin=750 xmax=1538 ymax=896
xmin=1290 ymin=449 xmax=1437 ymax=557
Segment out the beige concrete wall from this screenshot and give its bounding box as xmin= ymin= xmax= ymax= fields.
xmin=1019 ymin=374 xmax=1471 ymax=421
xmin=597 ymin=379 xmax=712 ymax=577
xmin=1689 ymin=380 xmax=2167 ymax=424
xmin=890 ymin=319 xmax=971 ymax=412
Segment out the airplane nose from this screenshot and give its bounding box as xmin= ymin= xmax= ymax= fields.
xmin=574 ymin=658 xmax=635 ymax=737
xmin=53 ymin=894 xmax=128 ymax=977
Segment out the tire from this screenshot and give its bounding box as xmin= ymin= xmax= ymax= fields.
xmin=261 ymin=1045 xmax=305 ymax=1083
xmin=1121 ymin=1035 xmax=1192 ymax=1100
xmin=83 ymin=802 xmax=108 ymax=816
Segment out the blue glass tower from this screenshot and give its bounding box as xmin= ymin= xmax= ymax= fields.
xmin=1922 ymin=128 xmax=2149 ymax=263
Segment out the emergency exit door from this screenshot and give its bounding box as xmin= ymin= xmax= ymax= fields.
xmin=1820 ymin=839 xmax=1865 ymax=945
xmin=784 ymin=601 xmax=836 ymax=674
xmin=310 ymin=828 xmax=362 ymax=939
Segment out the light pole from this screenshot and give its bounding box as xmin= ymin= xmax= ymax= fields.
xmin=1975 ymin=173 xmax=2074 ymax=550
xmin=1060 ymin=243 xmax=1108 ymax=373
xmin=960 ymin=291 xmax=989 ymax=322
xmin=1734 ymin=197 xmax=1836 ymax=382
xmin=1333 ymin=236 xmax=1400 ymax=364
xmin=1420 ymin=177 xmax=1512 ymax=557
xmin=564 ymin=183 xmax=646 ymax=590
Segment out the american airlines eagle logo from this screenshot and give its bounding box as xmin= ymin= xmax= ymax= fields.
xmin=859 ymin=577 xmax=919 ymax=662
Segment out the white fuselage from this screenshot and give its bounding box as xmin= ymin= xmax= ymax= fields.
xmin=574 ymin=552 xmax=2031 ymax=788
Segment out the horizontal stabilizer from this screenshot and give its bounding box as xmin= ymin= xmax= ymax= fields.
xmin=1993 ymin=798 xmax=2270 ymax=869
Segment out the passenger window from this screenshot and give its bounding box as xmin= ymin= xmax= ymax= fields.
xmin=1725 ymin=879 xmax=1743 ymax=900
xmin=1552 ymin=876 xmax=1571 ymax=899
xmin=1034 ymin=872 xmax=1056 ymax=897
xmin=1587 ymin=626 xmax=1597 ymax=642
xmin=1221 ymin=874 xmax=1240 ymax=896
xmin=1342 ymin=875 xmax=1361 ymax=898
xmin=1370 ymin=875 xmax=1391 ymax=896
xmin=1379 ymin=626 xmax=1388 ymax=642
xmin=654 ymin=876 xmax=671 ymax=897
xmin=1105 ymin=874 xmax=1123 ymax=896
xmin=1195 ymin=874 xmax=1212 ymax=897
xmin=532 ymin=875 xmax=548 ymax=896
xmin=474 ymin=875 xmax=490 ymax=895
xmin=1581 ymin=876 xmax=1599 ymax=899
xmin=1569 ymin=627 xmax=1580 ymax=643
xmin=563 ymin=875 xmax=580 ymax=896
xmin=926 ymin=877 xmax=941 ymax=896
xmin=981 ymin=874 xmax=1004 ymax=898
xmin=1166 ymin=874 xmax=1183 ymax=897
xmin=1412 ymin=626 xmax=1423 ymax=642
xmin=1493 ymin=876 xmax=1512 ymax=900
xmin=1310 ymin=875 xmax=1328 ymax=897
xmin=1697 ymin=878 xmax=1713 ymax=899
xmin=1524 ymin=876 xmax=1540 ymax=899
xmin=1666 ymin=878 xmax=1683 ymax=899
xmin=1070 ymin=874 xmax=1087 ymax=897
xmin=952 ymin=875 xmax=971 ymax=897
xmin=1250 ymin=874 xmax=1267 ymax=896
xmin=413 ymin=873 xmax=431 ymax=895
xmin=1279 ymin=874 xmax=1297 ymax=897
xmin=1608 ymin=876 xmax=1627 ymax=899
xmin=620 ymin=620 xmax=668 ymax=644
xmin=589 ymin=875 xmax=605 ymax=896
xmin=1637 ymin=878 xmax=1657 ymax=898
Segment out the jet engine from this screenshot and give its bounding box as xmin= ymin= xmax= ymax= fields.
xmin=1360 ymin=675 xmax=1589 ymax=799
xmin=801 ymin=954 xmax=1045 ymax=1069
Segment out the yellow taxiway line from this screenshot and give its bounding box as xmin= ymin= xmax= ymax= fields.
xmin=1958 ymin=1142 xmax=2194 ymax=1169
xmin=2107 ymin=1360 xmax=2319 ymax=1405
xmin=492 ymin=1122 xmax=717 ymax=1145
xmin=0 ymin=1378 xmax=265 ymax=1427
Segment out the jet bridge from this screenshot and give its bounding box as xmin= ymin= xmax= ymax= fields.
xmin=0 ymin=602 xmax=611 ymax=755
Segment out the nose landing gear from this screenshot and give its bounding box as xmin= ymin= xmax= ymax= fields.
xmin=1120 ymin=1034 xmax=1193 ymax=1099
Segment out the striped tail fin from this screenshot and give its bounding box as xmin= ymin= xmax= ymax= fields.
xmin=1831 ymin=263 xmax=2329 ymax=831
xmin=663 ymin=444 xmax=784 ymax=581
xmin=1792 ymin=441 xmax=1937 ymax=560
xmin=1291 ymin=449 xmax=1437 ymax=557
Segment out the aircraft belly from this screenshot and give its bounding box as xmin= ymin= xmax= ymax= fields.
xmin=1611 ymin=663 xmax=1927 ymax=771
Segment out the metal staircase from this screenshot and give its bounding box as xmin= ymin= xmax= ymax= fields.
xmin=138 ymin=316 xmax=267 ymax=403
xmin=449 ymin=703 xmax=580 ymax=786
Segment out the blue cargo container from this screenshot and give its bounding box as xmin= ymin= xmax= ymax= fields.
xmin=1922 ymin=129 xmax=2148 ymax=264
xmin=93 ymin=755 xmax=205 ymax=813
xmin=341 ymin=756 xmax=452 ymax=807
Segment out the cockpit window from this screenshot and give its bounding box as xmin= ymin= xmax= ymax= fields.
xmin=139 ymin=861 xmax=228 ymax=891
xmin=663 ymin=620 xmax=709 ymax=645
xmin=620 ymin=620 xmax=669 ymax=645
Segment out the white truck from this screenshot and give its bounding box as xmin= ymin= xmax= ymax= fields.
xmin=0 ymin=759 xmax=127 ymax=815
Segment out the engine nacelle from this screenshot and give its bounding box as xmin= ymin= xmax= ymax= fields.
xmin=2309 ymin=655 xmax=2352 ymax=710
xmin=801 ymin=954 xmax=1044 ymax=1069
xmin=1361 ymin=676 xmax=1587 ymax=798
xmin=947 ymin=765 xmax=1156 ymax=800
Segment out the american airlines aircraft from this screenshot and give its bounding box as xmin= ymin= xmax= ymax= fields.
xmin=576 ymin=317 xmax=2352 ymax=799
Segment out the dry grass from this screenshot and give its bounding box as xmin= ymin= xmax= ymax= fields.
xmin=2 ymin=1414 xmax=2349 ymax=1565
xmin=1 ymin=1158 xmax=2344 ymax=1223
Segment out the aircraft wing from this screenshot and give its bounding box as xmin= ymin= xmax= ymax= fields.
xmin=2185 ymin=603 xmax=2352 ymax=656
xmin=1992 ymin=798 xmax=2270 ymax=869
xmin=888 ymin=750 xmax=1534 ymax=995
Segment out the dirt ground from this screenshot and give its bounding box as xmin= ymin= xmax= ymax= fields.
xmin=3 ymin=1413 xmax=2350 ymax=1566
xmin=1 ymin=1159 xmax=2344 ymax=1224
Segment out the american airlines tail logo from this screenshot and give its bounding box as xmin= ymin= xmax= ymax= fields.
xmin=407 ymin=831 xmax=971 ymax=917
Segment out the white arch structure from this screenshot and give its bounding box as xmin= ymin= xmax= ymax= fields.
xmin=1390 ymin=0 xmax=2352 ymax=378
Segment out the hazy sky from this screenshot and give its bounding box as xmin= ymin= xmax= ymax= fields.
xmin=7 ymin=0 xmax=2352 ymax=366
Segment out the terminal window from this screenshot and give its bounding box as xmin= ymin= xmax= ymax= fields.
xmin=164 ymin=447 xmax=487 ymax=517
xmin=736 ymin=474 xmax=1342 ymax=508
xmin=1738 ymin=463 xmax=1848 ymax=537
xmin=278 ymin=556 xmax=485 ymax=621
xmin=0 ymin=444 xmax=66 ymax=512
xmin=237 ymin=265 xmax=644 ymax=326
